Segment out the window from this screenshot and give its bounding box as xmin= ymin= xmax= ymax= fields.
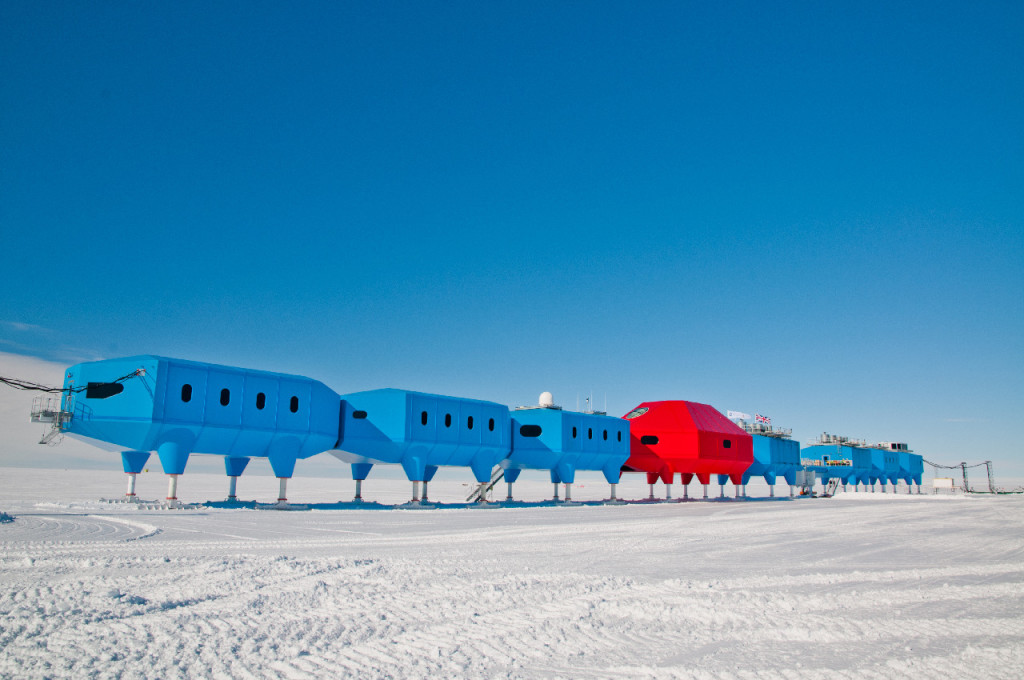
xmin=85 ymin=382 xmax=123 ymax=399
xmin=640 ymin=435 xmax=659 ymax=445
xmin=572 ymin=426 xmax=577 ymax=439
xmin=488 ymin=418 xmax=495 ymax=431
xmin=444 ymin=413 xmax=452 ymax=428
xmin=624 ymin=407 xmax=648 ymax=419
xmin=603 ymin=430 xmax=608 ymax=440
xmin=467 ymin=416 xmax=474 ymax=429
xmin=290 ymin=396 xmax=299 ymax=413
xmin=519 ymin=424 xmax=542 ymax=437
xmin=617 ymin=431 xmax=622 ymax=442
xmin=181 ymin=384 xmax=192 ymax=403
xmin=353 ymin=410 xmax=368 ymax=419
xmin=588 ymin=428 xmax=593 ymax=440
xmin=723 ymin=439 xmax=731 ymax=449
xmin=256 ymin=392 xmax=266 ymax=410
xmin=421 ymin=411 xmax=428 ymax=426
xmin=220 ymin=388 xmax=230 ymax=406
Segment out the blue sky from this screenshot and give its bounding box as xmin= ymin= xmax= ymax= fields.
xmin=2 ymin=2 xmax=1022 ymax=474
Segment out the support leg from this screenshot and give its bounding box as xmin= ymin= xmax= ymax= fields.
xmin=682 ymin=484 xmax=689 ymax=500
xmin=126 ymin=473 xmax=138 ymax=499
xmin=354 ymin=479 xmax=363 ymax=501
xmin=564 ymin=483 xmax=572 ymax=502
xmin=166 ymin=474 xmax=179 ymax=501
xmin=506 ymin=481 xmax=514 ymax=501
xmin=734 ymin=485 xmax=740 ymax=498
xmin=227 ymin=476 xmax=238 ymax=501
xmin=422 ymin=481 xmax=429 ymax=502
xmin=411 ymin=481 xmax=421 ymax=503
xmin=703 ymin=484 xmax=709 ymax=499
xmin=719 ymin=483 xmax=725 ymax=498
xmin=277 ymin=478 xmax=288 ymax=504
xmin=769 ymin=485 xmax=775 ymax=498
xmin=552 ymin=483 xmax=560 ymax=502
xmin=608 ymin=483 xmax=617 ymax=502
xmin=648 ymin=483 xmax=655 ymax=501
xmin=665 ymin=483 xmax=672 ymax=501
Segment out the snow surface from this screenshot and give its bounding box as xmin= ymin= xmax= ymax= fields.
xmin=1 ymin=468 xmax=1022 ymax=679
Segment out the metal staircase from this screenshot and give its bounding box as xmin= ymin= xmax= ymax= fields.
xmin=823 ymin=478 xmax=841 ymax=497
xmin=466 ymin=466 xmax=505 ymax=502
xmin=30 ymin=396 xmax=73 ymax=445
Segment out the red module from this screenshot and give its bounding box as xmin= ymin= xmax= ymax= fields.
xmin=623 ymin=401 xmax=753 ymax=486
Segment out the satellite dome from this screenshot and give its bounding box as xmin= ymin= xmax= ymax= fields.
xmin=539 ymin=391 xmax=554 ymax=408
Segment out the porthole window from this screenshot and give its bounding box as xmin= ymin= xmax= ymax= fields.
xmin=290 ymin=396 xmax=299 ymax=413
xmin=220 ymin=388 xmax=230 ymax=406
xmin=444 ymin=413 xmax=452 ymax=428
xmin=588 ymin=428 xmax=593 ymax=440
xmin=467 ymin=416 xmax=474 ymax=429
xmin=640 ymin=435 xmax=659 ymax=445
xmin=723 ymin=439 xmax=731 ymax=449
xmin=488 ymin=418 xmax=495 ymax=431
xmin=572 ymin=426 xmax=577 ymax=438
xmin=256 ymin=392 xmax=266 ymax=410
xmin=603 ymin=430 xmax=608 ymax=440
xmin=421 ymin=411 xmax=428 ymax=426
xmin=519 ymin=424 xmax=542 ymax=437
xmin=181 ymin=384 xmax=192 ymax=403
xmin=353 ymin=410 xmax=368 ymax=419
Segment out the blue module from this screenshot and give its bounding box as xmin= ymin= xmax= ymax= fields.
xmin=876 ymin=442 xmax=921 ymax=490
xmin=60 ymin=356 xmax=341 ymax=500
xmin=735 ymin=429 xmax=801 ymax=494
xmin=331 ymin=389 xmax=512 ymax=501
xmin=801 ymin=435 xmax=867 ymax=488
xmin=505 ymin=406 xmax=630 ymax=501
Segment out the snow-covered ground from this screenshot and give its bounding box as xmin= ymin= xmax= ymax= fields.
xmin=1 ymin=468 xmax=1022 ymax=679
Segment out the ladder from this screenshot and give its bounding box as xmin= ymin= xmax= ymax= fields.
xmin=466 ymin=466 xmax=505 ymax=502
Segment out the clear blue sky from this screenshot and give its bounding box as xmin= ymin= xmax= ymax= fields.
xmin=2 ymin=2 xmax=1022 ymax=474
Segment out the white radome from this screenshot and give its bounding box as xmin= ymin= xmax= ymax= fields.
xmin=539 ymin=391 xmax=554 ymax=408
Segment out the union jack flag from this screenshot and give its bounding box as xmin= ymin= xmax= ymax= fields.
xmin=755 ymin=413 xmax=771 ymax=424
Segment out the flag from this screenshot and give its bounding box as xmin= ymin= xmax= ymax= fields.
xmin=727 ymin=410 xmax=751 ymax=421
xmin=755 ymin=414 xmax=771 ymax=424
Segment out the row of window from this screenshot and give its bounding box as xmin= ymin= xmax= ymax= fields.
xmin=570 ymin=426 xmax=622 ymax=442
xmin=180 ymin=384 xmax=300 ymax=414
xmin=637 ymin=435 xmax=732 ymax=448
xmin=419 ymin=410 xmax=497 ymax=432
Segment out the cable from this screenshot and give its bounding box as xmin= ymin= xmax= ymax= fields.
xmin=0 ymin=369 xmax=144 ymax=394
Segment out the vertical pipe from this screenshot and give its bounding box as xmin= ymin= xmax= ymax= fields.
xmin=227 ymin=476 xmax=238 ymax=500
xmin=769 ymin=485 xmax=775 ymax=498
xmin=412 ymin=481 xmax=421 ymax=502
xmin=734 ymin=485 xmax=740 ymax=498
xmin=564 ymin=483 xmax=572 ymax=502
xmin=277 ymin=478 xmax=288 ymax=503
xmin=703 ymin=484 xmax=708 ymax=499
xmin=422 ymin=481 xmax=430 ymax=502
xmin=354 ymin=479 xmax=363 ymax=501
xmin=648 ymin=483 xmax=655 ymax=500
xmin=719 ymin=484 xmax=725 ymax=498
xmin=552 ymin=483 xmax=560 ymax=501
xmin=665 ymin=483 xmax=672 ymax=501
xmin=126 ymin=473 xmax=137 ymax=498
xmin=609 ymin=483 xmax=617 ymax=501
xmin=506 ymin=481 xmax=514 ymax=501
xmin=475 ymin=482 xmax=487 ymax=502
xmin=166 ymin=474 xmax=178 ymax=501
xmin=682 ymin=484 xmax=688 ymax=500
